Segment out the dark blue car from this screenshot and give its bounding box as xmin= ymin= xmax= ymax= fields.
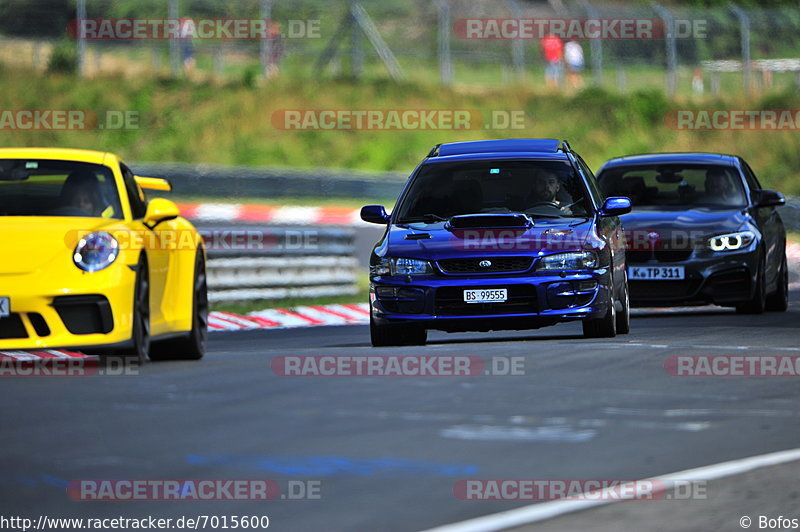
xmin=360 ymin=139 xmax=632 ymax=346
xmin=596 ymin=153 xmax=787 ymax=313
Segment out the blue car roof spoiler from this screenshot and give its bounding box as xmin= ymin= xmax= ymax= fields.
xmin=428 ymin=139 xmax=572 ymax=158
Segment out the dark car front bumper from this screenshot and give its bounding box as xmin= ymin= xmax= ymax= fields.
xmin=628 ymin=247 xmax=759 ymax=307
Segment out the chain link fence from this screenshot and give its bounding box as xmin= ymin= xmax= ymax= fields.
xmin=1 ymin=1 xmax=800 ymax=96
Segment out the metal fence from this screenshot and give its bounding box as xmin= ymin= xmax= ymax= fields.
xmin=3 ymin=1 xmax=800 ymax=96
xmin=197 ymin=223 xmax=360 ymax=303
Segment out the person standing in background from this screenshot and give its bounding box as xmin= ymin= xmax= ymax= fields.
xmin=540 ymin=33 xmax=564 ymax=89
xmin=564 ymin=40 xmax=584 ymax=89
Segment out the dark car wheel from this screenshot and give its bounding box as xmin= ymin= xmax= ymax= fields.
xmin=583 ymin=290 xmax=617 ymax=338
xmin=118 ymin=255 xmax=150 ymax=364
xmin=616 ymin=280 xmax=631 ymax=335
xmin=150 ymin=251 xmax=208 ymax=360
xmin=765 ymin=252 xmax=789 ymax=312
xmin=370 ymin=315 xmax=427 ymax=347
xmin=737 ymin=256 xmax=766 ymax=314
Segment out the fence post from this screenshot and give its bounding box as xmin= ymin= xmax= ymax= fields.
xmin=169 ymin=0 xmax=180 ymax=77
xmin=729 ymin=4 xmax=751 ymax=98
xmin=653 ymin=3 xmax=677 ymax=97
xmin=76 ymin=0 xmax=87 ymax=77
xmin=435 ymin=0 xmax=453 ymax=85
xmin=581 ymin=0 xmax=603 ymax=86
xmin=260 ymin=0 xmax=273 ymax=78
xmin=506 ymin=0 xmax=525 ymax=81
xmin=350 ymin=0 xmax=363 ymax=78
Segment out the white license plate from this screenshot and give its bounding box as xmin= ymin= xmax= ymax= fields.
xmin=628 ymin=266 xmax=685 ymax=280
xmin=0 ymin=297 xmax=9 ymax=318
xmin=464 ymin=288 xmax=508 ymax=303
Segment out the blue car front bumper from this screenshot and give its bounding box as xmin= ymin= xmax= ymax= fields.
xmin=370 ymin=269 xmax=613 ymax=333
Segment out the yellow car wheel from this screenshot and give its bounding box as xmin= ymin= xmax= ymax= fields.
xmin=149 ymin=251 xmax=207 ymax=360
xmin=117 ymin=255 xmax=150 ymax=363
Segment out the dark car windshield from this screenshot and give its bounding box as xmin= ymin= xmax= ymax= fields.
xmin=394 ymin=160 xmax=591 ymax=222
xmin=0 ymin=159 xmax=123 ymax=218
xmin=597 ymin=163 xmax=747 ymax=209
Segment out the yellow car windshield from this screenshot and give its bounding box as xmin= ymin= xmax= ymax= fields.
xmin=0 ymin=159 xmax=123 ymax=219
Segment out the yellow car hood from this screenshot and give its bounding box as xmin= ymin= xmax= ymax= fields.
xmin=0 ymin=216 xmax=123 ymax=275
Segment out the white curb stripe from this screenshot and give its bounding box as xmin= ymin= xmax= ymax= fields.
xmin=292 ymin=306 xmax=350 ymax=326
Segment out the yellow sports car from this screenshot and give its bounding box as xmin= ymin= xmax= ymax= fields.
xmin=0 ymin=148 xmax=207 ymax=362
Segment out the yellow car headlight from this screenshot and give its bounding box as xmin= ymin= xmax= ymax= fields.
xmin=73 ymin=231 xmax=119 ymax=272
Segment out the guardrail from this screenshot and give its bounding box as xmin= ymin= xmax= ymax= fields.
xmin=132 ymin=162 xmax=406 ymax=201
xmin=196 ymin=224 xmax=361 ymax=304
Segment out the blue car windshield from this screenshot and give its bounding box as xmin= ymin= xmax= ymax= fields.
xmin=394 ymin=160 xmax=590 ymax=222
xmin=597 ymin=164 xmax=748 ymax=209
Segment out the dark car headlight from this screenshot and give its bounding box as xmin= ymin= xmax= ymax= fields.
xmin=370 ymin=257 xmax=433 ymax=277
xmin=73 ymin=231 xmax=119 ymax=272
xmin=708 ymin=231 xmax=755 ymax=252
xmin=535 ymin=251 xmax=598 ymax=271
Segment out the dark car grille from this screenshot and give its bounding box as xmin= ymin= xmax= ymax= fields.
xmin=627 ymin=249 xmax=693 ymax=263
xmin=437 ymin=257 xmax=534 ymax=274
xmin=0 ymin=314 xmax=28 ymax=339
xmin=53 ymin=295 xmax=113 ymax=335
xmin=435 ymin=285 xmax=537 ymax=316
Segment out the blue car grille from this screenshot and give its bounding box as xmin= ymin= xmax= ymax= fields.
xmin=437 ymin=257 xmax=534 ymax=274
xmin=435 ymin=285 xmax=537 ymax=316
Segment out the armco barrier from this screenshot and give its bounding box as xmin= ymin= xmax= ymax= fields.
xmin=196 ymin=224 xmax=361 ymax=303
xmin=132 ymin=162 xmax=407 ymax=201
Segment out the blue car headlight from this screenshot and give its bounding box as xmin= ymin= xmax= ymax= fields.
xmin=392 ymin=257 xmax=433 ymax=275
xmin=535 ymin=251 xmax=598 ymax=271
xmin=708 ymin=231 xmax=755 ymax=252
xmin=371 ymin=257 xmax=433 ymax=277
xmin=73 ymin=231 xmax=119 ymax=272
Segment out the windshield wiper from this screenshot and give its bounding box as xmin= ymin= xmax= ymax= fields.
xmin=525 ymin=213 xmax=563 ymax=218
xmin=398 ymin=213 xmax=449 ymax=223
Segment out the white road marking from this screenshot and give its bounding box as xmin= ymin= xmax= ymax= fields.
xmin=440 ymin=425 xmax=597 ymax=443
xmin=421 ymin=447 xmax=800 ymax=532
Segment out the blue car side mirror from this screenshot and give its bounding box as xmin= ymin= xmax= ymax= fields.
xmin=361 ymin=205 xmax=390 ymax=224
xmin=600 ymin=197 xmax=632 ymax=217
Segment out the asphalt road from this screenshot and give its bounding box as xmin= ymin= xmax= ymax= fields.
xmin=2 ymin=291 xmax=800 ymax=532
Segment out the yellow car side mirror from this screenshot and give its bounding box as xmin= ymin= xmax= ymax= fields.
xmin=144 ymin=198 xmax=180 ymax=228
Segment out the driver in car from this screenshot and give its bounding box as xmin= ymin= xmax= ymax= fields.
xmin=61 ymin=170 xmax=109 ymax=217
xmin=704 ymin=167 xmax=744 ymax=206
xmin=527 ymin=168 xmax=572 ymax=214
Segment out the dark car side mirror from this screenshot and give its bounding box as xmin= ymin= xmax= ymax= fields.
xmin=361 ymin=205 xmax=390 ymax=224
xmin=599 ymin=197 xmax=632 ymax=217
xmin=756 ymin=189 xmax=785 ymax=208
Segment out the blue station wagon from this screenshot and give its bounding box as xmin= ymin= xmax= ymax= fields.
xmin=361 ymin=139 xmax=632 ymax=346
